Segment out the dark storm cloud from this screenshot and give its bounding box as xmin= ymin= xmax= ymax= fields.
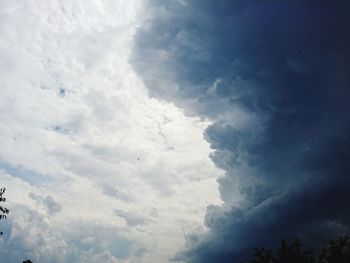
xmin=132 ymin=0 xmax=350 ymax=262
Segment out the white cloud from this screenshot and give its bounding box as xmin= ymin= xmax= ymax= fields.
xmin=0 ymin=0 xmax=222 ymax=262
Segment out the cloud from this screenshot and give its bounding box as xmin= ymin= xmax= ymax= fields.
xmin=132 ymin=0 xmax=350 ymax=262
xmin=115 ymin=209 xmax=147 ymax=227
xmin=29 ymin=193 xmax=62 ymax=216
xmin=0 ymin=203 xmax=134 ymax=263
xmin=102 ymin=185 xmax=135 ymax=203
xmin=0 ymin=0 xmax=222 ymax=262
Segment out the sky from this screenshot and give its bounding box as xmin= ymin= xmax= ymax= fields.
xmin=1 ymin=1 xmax=350 ymax=263
xmin=0 ymin=1 xmax=222 ymax=262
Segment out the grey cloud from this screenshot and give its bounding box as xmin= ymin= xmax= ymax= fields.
xmin=132 ymin=0 xmax=350 ymax=262
xmin=102 ymin=185 xmax=135 ymax=203
xmin=0 ymin=204 xmax=64 ymax=263
xmin=64 ymin=221 xmax=135 ymax=261
xmin=29 ymin=193 xmax=61 ymax=216
xmin=0 ymin=203 xmax=135 ymax=263
xmin=43 ymin=196 xmax=62 ymax=216
xmin=0 ymin=160 xmax=51 ymax=186
xmin=115 ymin=209 xmax=147 ymax=227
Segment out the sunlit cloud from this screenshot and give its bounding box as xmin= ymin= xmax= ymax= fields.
xmin=0 ymin=1 xmax=222 ymax=262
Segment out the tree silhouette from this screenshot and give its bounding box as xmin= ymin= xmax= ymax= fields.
xmin=249 ymin=236 xmax=349 ymax=263
xmin=0 ymin=187 xmax=9 ymax=236
xmin=251 ymin=239 xmax=314 ymax=263
xmin=273 ymin=239 xmax=315 ymax=263
xmin=318 ymin=236 xmax=350 ymax=263
xmin=251 ymin=247 xmax=273 ymax=263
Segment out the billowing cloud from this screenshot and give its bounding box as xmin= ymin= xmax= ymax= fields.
xmin=132 ymin=0 xmax=350 ymax=262
xmin=29 ymin=193 xmax=62 ymax=216
xmin=1 ymin=203 xmax=134 ymax=263
xmin=0 ymin=0 xmax=222 ymax=262
xmin=115 ymin=209 xmax=147 ymax=227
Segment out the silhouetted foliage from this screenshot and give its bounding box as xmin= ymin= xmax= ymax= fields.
xmin=23 ymin=260 xmax=33 ymax=263
xmin=250 ymin=239 xmax=314 ymax=263
xmin=251 ymin=247 xmax=273 ymax=263
xmin=249 ymin=236 xmax=349 ymax=263
xmin=318 ymin=236 xmax=350 ymax=263
xmin=0 ymin=187 xmax=9 ymax=236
